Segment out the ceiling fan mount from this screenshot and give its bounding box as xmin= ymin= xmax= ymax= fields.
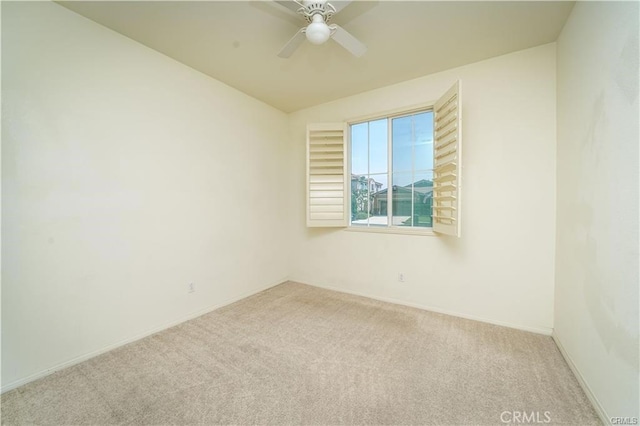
xmin=297 ymin=1 xmax=336 ymax=23
xmin=274 ymin=0 xmax=367 ymax=58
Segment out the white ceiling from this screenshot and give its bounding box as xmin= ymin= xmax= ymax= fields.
xmin=58 ymin=1 xmax=574 ymax=112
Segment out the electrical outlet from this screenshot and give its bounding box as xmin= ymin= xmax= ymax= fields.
xmin=188 ymin=282 xmax=195 ymax=293
xmin=398 ymin=273 xmax=405 ymax=283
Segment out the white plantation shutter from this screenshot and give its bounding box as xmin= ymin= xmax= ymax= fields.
xmin=432 ymin=81 xmax=462 ymax=237
xmin=306 ymin=123 xmax=348 ymax=227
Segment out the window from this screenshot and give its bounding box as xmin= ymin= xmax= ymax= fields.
xmin=350 ymin=110 xmax=434 ymax=229
xmin=305 ymin=81 xmax=461 ymax=236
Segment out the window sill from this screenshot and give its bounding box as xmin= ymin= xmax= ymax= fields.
xmin=346 ymin=226 xmax=437 ymax=237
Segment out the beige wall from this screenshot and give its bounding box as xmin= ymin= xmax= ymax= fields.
xmin=1 ymin=2 xmax=290 ymax=389
xmin=555 ymin=1 xmax=639 ymax=419
xmin=288 ymin=44 xmax=557 ymax=334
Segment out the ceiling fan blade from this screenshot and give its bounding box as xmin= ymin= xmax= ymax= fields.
xmin=274 ymin=0 xmax=304 ymax=14
xmin=328 ymin=1 xmax=352 ymax=13
xmin=330 ymin=24 xmax=366 ymax=57
xmin=278 ymin=27 xmax=306 ymax=58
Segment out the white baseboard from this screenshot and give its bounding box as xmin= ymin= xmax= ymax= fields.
xmin=295 ymin=280 xmax=553 ymax=335
xmin=1 ymin=279 xmax=286 ymax=394
xmin=551 ymin=332 xmax=610 ymax=426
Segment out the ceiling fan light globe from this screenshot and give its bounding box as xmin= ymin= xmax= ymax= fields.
xmin=305 ymin=22 xmax=331 ymax=45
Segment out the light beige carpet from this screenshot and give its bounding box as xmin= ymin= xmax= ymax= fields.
xmin=1 ymin=281 xmax=599 ymax=425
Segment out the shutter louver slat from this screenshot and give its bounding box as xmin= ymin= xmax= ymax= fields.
xmin=309 ymin=175 xmax=343 ymax=183
xmin=310 ymin=183 xmax=345 ymax=191
xmin=310 ymin=198 xmax=345 ymax=205
xmin=433 ymin=81 xmax=462 ymax=237
xmin=310 ymin=147 xmax=343 ymax=153
xmin=310 ymin=212 xmax=344 ymax=221
xmin=309 ymin=191 xmax=344 ymax=199
xmin=307 ymin=123 xmax=348 ymax=227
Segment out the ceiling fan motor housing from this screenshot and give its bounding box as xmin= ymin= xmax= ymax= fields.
xmin=299 ymin=1 xmax=335 ymax=23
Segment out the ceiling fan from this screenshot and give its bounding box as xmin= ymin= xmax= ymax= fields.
xmin=275 ymin=0 xmax=367 ymax=58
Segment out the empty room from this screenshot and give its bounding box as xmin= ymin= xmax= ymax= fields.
xmin=1 ymin=0 xmax=638 ymax=424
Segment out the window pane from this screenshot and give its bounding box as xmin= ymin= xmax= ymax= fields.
xmin=369 ymin=119 xmax=388 ymax=174
xmin=368 ymin=174 xmax=388 ymax=226
xmin=392 ymin=116 xmax=412 ymax=172
xmin=413 ymin=171 xmax=433 ymax=228
xmin=350 ymin=175 xmax=369 ymax=225
xmin=391 ymin=171 xmax=413 ymax=226
xmin=351 ymin=123 xmax=368 ymax=175
xmin=391 ymin=171 xmax=413 ymax=187
xmin=414 ymin=111 xmax=434 ymax=171
xmin=351 ymin=174 xmax=388 ymax=226
xmin=392 ymin=171 xmax=433 ymax=227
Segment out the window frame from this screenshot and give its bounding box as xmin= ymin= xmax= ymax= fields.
xmin=346 ymin=101 xmax=437 ymax=236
